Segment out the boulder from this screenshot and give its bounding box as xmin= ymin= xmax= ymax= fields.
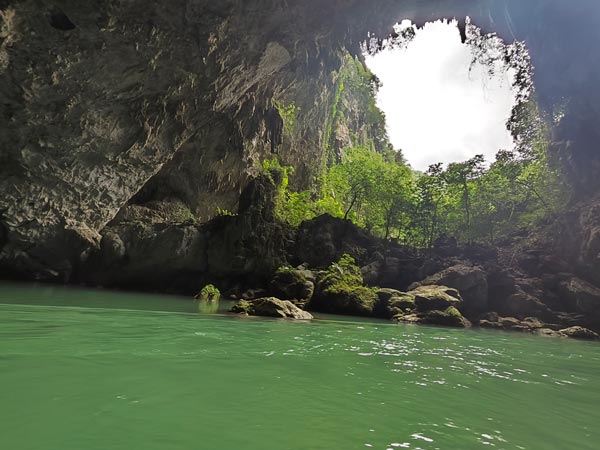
xmin=394 ymin=306 xmax=470 ymax=328
xmin=558 ymin=276 xmax=600 ymax=313
xmin=373 ymin=288 xmax=416 ymax=318
xmin=311 ymin=285 xmax=378 ymax=317
xmin=503 ymin=291 xmax=554 ymax=320
xmin=230 ymin=297 xmax=313 ymax=320
xmin=409 ymin=285 xmax=462 ymax=312
xmin=558 ymin=326 xmax=600 ymax=340
xmin=270 ymin=267 xmax=314 ymax=301
xmin=410 ymin=264 xmax=488 ymax=317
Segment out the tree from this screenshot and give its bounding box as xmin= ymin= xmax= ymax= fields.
xmin=443 ymin=155 xmax=485 ymax=242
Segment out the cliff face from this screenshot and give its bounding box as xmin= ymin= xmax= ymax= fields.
xmin=0 ymin=0 xmax=352 ymax=279
xmin=1 ymin=0 xmax=600 ymax=281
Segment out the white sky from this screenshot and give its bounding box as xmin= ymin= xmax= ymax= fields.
xmin=364 ymin=19 xmax=517 ymax=171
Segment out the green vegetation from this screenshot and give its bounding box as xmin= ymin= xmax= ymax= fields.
xmin=215 ymin=207 xmax=237 ymax=217
xmin=263 ymin=97 xmax=567 ymax=246
xmin=273 ymin=98 xmax=299 ymax=135
xmin=323 ymin=54 xmax=389 ymax=172
xmin=259 ymin=32 xmax=568 ymax=248
xmin=195 ymin=284 xmax=221 ymax=302
xmin=311 ymin=254 xmax=378 ymax=316
xmin=318 ymin=254 xmax=364 ymax=292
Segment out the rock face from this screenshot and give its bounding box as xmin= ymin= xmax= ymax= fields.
xmin=393 ymin=285 xmax=470 ymax=328
xmin=0 ymin=0 xmax=389 ymax=280
xmin=230 ymin=297 xmax=313 ymax=320
xmin=2 ymin=1 xmax=600 ymax=336
xmin=269 ymin=267 xmax=314 ymax=302
xmin=558 ymin=277 xmax=600 ymax=314
xmin=558 ymin=326 xmax=600 ymax=341
xmin=2 ymin=0 xmax=600 ymax=283
xmin=410 ymin=264 xmax=488 ymax=318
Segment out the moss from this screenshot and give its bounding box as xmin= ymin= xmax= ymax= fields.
xmin=195 ymin=284 xmax=220 ymax=302
xmin=273 ymin=266 xmax=307 ymax=285
xmin=270 ymin=266 xmax=314 ymax=301
xmin=422 ymin=306 xmax=467 ymax=327
xmin=272 ymin=98 xmax=299 ymax=135
xmin=309 ymin=254 xmax=377 ymax=316
xmin=389 ymin=294 xmax=416 ymax=311
xmin=215 ymin=207 xmax=237 ymax=217
xmin=230 ymin=299 xmax=253 ymax=314
xmin=318 ymin=254 xmax=363 ymax=292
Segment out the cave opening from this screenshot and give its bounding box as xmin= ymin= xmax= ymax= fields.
xmin=363 ymin=18 xmax=526 ymax=171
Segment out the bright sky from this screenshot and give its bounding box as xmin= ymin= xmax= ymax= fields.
xmin=364 ymin=19 xmax=517 ymax=171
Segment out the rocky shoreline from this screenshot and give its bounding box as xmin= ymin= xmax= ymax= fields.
xmin=167 ymin=175 xmax=600 ymax=341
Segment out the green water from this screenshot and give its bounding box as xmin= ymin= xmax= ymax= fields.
xmin=1 ymin=283 xmax=600 ymax=450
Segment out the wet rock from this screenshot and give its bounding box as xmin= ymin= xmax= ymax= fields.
xmin=558 ymin=326 xmax=600 ymax=340
xmin=395 ymin=306 xmax=470 ymax=328
xmin=230 ymin=297 xmax=313 ymax=320
xmin=311 ymin=285 xmax=377 ymax=317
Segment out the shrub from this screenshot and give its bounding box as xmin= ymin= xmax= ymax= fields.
xmin=195 ymin=284 xmax=221 ymax=302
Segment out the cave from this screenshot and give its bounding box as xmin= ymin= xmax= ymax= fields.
xmin=3 ymin=2 xmax=600 ymax=448
xmin=0 ymin=0 xmax=598 ymax=279
xmin=0 ymin=0 xmax=599 ymax=305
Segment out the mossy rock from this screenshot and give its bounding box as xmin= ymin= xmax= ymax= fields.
xmin=194 ymin=284 xmax=221 ymax=302
xmin=270 ymin=266 xmax=314 ymax=301
xmin=374 ymin=288 xmax=416 ymax=318
xmin=230 ymin=299 xmax=253 ymax=314
xmin=312 ymin=285 xmax=377 ymax=317
xmin=410 ymin=285 xmax=462 ymax=312
xmin=230 ymin=297 xmax=313 ymax=320
xmin=422 ymin=307 xmax=469 ymax=327
xmin=394 ymin=306 xmax=469 ymax=328
xmin=317 ymin=254 xmax=363 ymax=293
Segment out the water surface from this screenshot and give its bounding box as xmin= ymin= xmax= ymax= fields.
xmin=1 ymin=283 xmax=599 ymax=450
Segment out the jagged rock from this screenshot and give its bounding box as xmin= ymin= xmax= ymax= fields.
xmin=373 ymin=288 xmax=415 ymax=318
xmin=558 ymin=276 xmax=600 ymax=314
xmin=535 ymin=328 xmax=563 ymax=338
xmin=410 ymin=264 xmax=488 ymax=317
xmin=270 ymin=267 xmax=314 ymax=301
xmin=409 ymin=285 xmax=463 ymax=312
xmin=395 ymin=306 xmax=470 ymax=328
xmin=479 ymin=314 xmax=548 ymax=333
xmin=503 ymin=291 xmax=554 ymax=320
xmin=230 ymin=297 xmax=313 ymax=320
xmin=293 ymin=214 xmax=374 ymax=268
xmin=311 ymin=285 xmax=377 ymax=317
xmin=99 ymin=232 xmax=126 ymax=266
xmin=360 ymin=261 xmax=382 ymax=286
xmin=558 ymin=326 xmax=600 ymax=341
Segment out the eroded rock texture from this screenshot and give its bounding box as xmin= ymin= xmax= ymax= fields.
xmin=1 ymin=0 xmax=600 ymax=283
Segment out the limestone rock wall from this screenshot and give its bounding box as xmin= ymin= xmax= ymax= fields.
xmin=1 ymin=0 xmax=600 ymax=281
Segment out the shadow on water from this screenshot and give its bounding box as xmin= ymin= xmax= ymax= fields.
xmin=0 ymin=281 xmax=236 ymax=316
